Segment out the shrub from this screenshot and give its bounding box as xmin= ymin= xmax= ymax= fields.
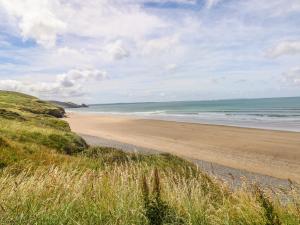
xmin=15 ymin=131 xmax=87 ymax=155
xmin=33 ymin=117 xmax=71 ymax=131
xmin=20 ymin=107 xmax=65 ymax=118
xmin=142 ymin=168 xmax=185 ymax=225
xmin=45 ymin=108 xmax=65 ymax=118
xmin=0 ymin=109 xmax=25 ymax=121
xmin=46 ymin=133 xmax=88 ymax=154
xmin=83 ymin=147 xmax=131 ymax=163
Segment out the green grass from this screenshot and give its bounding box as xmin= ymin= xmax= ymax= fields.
xmin=0 ymin=90 xmax=300 ymax=224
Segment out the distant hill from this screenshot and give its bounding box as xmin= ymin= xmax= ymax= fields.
xmin=49 ymin=100 xmax=88 ymax=109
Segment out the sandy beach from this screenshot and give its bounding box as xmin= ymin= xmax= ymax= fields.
xmin=65 ymin=113 xmax=300 ymax=182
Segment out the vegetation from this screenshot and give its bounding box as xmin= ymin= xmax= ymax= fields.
xmin=0 ymin=90 xmax=299 ymax=224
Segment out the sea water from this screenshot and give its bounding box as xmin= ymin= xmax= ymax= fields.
xmin=69 ymin=97 xmax=300 ymax=132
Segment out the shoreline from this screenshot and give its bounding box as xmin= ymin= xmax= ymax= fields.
xmin=64 ymin=112 xmax=300 ymax=182
xmin=66 ymin=111 xmax=300 ymax=133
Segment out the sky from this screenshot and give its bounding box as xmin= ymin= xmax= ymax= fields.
xmin=0 ymin=0 xmax=300 ymax=104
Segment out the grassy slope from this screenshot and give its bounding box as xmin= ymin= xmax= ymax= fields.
xmin=0 ymin=90 xmax=299 ymax=225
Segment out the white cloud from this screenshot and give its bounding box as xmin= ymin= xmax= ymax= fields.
xmin=0 ymin=79 xmax=63 ymax=96
xmin=0 ymin=68 xmax=107 ymax=98
xmin=283 ymin=68 xmax=300 ymax=85
xmin=65 ymin=0 xmax=166 ymax=41
xmin=268 ymin=41 xmax=300 ymax=58
xmin=0 ymin=36 xmax=10 ymax=47
xmin=57 ymin=47 xmax=82 ymax=56
xmin=165 ymin=64 xmax=177 ymax=71
xmin=124 ymin=0 xmax=196 ymax=4
xmin=156 ymin=0 xmax=196 ymax=4
xmin=57 ymin=69 xmax=107 ymax=88
xmin=0 ymin=0 xmax=66 ymax=48
xmin=140 ymin=35 xmax=180 ymax=55
xmin=0 ymin=0 xmax=166 ymax=48
xmin=206 ymin=0 xmax=222 ymax=9
xmin=241 ymin=0 xmax=300 ymax=17
xmin=103 ymin=40 xmax=130 ymax=60
xmin=0 ymin=79 xmax=24 ymax=91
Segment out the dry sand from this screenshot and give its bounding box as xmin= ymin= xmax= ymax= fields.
xmin=64 ymin=113 xmax=300 ymax=182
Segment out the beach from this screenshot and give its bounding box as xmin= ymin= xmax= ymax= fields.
xmin=65 ymin=112 xmax=300 ymax=182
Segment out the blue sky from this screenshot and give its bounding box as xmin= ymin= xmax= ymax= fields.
xmin=0 ymin=0 xmax=300 ymax=103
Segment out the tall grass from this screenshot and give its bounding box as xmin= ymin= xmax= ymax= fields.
xmin=0 ymin=158 xmax=299 ymax=225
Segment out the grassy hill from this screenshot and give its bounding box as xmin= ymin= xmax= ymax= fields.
xmin=0 ymin=90 xmax=299 ymax=224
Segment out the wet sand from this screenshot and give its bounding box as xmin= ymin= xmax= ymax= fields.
xmin=64 ymin=113 xmax=300 ymax=182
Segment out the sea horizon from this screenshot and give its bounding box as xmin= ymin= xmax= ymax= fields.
xmin=87 ymin=95 xmax=300 ymax=106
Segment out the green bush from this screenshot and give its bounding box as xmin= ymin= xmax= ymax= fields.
xmin=20 ymin=107 xmax=65 ymax=118
xmin=0 ymin=109 xmax=25 ymax=121
xmin=83 ymin=146 xmax=132 ymax=163
xmin=31 ymin=116 xmax=71 ymax=131
xmin=15 ymin=131 xmax=87 ymax=155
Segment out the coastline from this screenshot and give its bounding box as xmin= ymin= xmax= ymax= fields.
xmin=64 ymin=112 xmax=300 ymax=182
xmin=67 ymin=110 xmax=300 ymax=133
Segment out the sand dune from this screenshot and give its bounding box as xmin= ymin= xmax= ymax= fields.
xmin=65 ymin=113 xmax=300 ymax=182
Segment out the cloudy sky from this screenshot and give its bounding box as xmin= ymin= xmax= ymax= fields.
xmin=0 ymin=0 xmax=299 ymax=103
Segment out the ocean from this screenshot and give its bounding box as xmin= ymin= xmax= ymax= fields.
xmin=69 ymin=97 xmax=300 ymax=132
